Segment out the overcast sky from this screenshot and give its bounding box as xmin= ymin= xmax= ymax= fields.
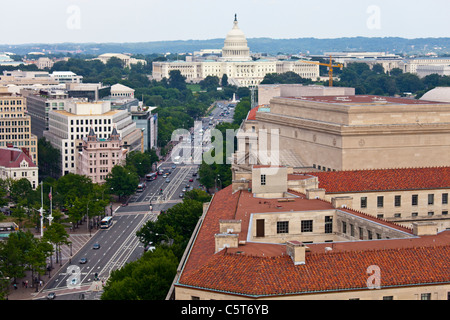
xmin=2 ymin=0 xmax=450 ymax=44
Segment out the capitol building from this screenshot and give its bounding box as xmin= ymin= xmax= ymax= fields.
xmin=152 ymin=15 xmax=319 ymax=87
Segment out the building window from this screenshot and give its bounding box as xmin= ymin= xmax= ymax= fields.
xmin=377 ymin=196 xmax=384 ymax=208
xmin=360 ymin=197 xmax=367 ymax=208
xmin=277 ymin=221 xmax=289 ymax=234
xmin=394 ymin=195 xmax=401 ymax=207
xmin=443 ymin=193 xmax=448 ymax=205
xmin=325 ymin=216 xmax=333 ymax=234
xmin=301 ymin=220 xmax=313 ymax=233
xmin=383 ymin=296 xmax=394 ymax=300
xmin=342 ymin=221 xmax=347 ymax=234
xmin=421 ymin=293 xmax=431 ymax=300
xmin=412 ymin=212 xmax=418 ymax=217
xmin=443 ymin=211 xmax=448 ymax=215
xmin=368 ymin=230 xmax=373 ymax=240
xmin=428 ymin=194 xmax=434 ymax=205
xmin=412 ymin=194 xmax=418 ymax=206
xmin=261 ymin=174 xmax=266 ymax=186
xmin=394 ymin=213 xmax=401 ymax=218
xmin=350 ymin=224 xmax=355 ymax=237
xmin=359 ymin=227 xmax=364 ymax=240
xmin=428 ymin=211 xmax=434 ymax=216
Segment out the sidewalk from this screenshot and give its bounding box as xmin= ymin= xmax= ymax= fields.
xmin=4 ymin=202 xmax=122 ymax=300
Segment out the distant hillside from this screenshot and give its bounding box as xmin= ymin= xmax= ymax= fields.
xmin=2 ymin=37 xmax=450 ymax=56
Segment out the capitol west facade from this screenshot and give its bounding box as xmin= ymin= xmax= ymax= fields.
xmin=152 ymin=16 xmax=319 ymax=87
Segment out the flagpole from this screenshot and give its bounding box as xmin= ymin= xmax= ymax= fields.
xmin=50 ymin=186 xmax=52 ymax=225
xmin=48 ymin=187 xmax=53 ymax=226
xmin=40 ymin=182 xmax=44 ymax=237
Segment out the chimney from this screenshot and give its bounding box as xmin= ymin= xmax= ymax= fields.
xmin=214 ymin=233 xmax=239 ymax=253
xmin=331 ymin=196 xmax=353 ymax=209
xmin=306 ymin=188 xmax=326 ymax=200
xmin=412 ymin=221 xmax=438 ymax=236
xmin=21 ymin=147 xmax=30 ymax=158
xmin=286 ymin=241 xmax=307 ymax=265
xmin=219 ymin=219 xmax=242 ymax=234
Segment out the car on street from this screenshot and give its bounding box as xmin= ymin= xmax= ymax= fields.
xmin=47 ymin=292 xmax=56 ymax=300
xmin=189 ymin=178 xmax=194 ymax=182
xmin=179 ymin=193 xmax=184 ymax=198
xmin=166 ymin=178 xmax=170 ymax=183
xmin=172 ymin=164 xmax=176 ymax=169
xmin=182 ymin=188 xmax=186 ymax=192
xmin=93 ymin=243 xmax=100 ymax=250
xmin=79 ymin=258 xmax=88 ymax=264
xmin=144 ymin=243 xmax=155 ymax=252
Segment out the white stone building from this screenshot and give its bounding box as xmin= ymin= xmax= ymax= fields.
xmin=152 ymin=15 xmax=319 ymax=87
xmin=110 ymin=84 xmax=135 ymax=98
xmin=96 ymin=53 xmax=147 ymax=68
xmin=43 ymin=100 xmax=142 ymax=176
xmin=0 ymin=146 xmax=38 ymax=189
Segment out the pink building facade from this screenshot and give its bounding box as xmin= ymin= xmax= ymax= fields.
xmin=76 ymin=127 xmax=127 ymax=184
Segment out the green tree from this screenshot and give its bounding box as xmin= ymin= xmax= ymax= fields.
xmin=43 ymin=223 xmax=70 ymax=266
xmin=232 ymin=97 xmax=252 ymax=126
xmin=56 ymin=173 xmax=93 ymax=207
xmin=0 ymin=231 xmax=34 ymax=283
xmin=199 ymin=76 xmax=220 ymax=91
xmin=66 ymin=197 xmax=86 ymax=229
xmin=0 ymin=179 xmax=9 ymax=208
xmin=105 ymin=165 xmax=139 ymax=200
xmin=221 ymin=74 xmax=229 ymax=87
xmin=101 ymin=246 xmax=178 ymax=300
xmin=198 ymin=161 xmax=216 ymax=189
xmin=126 ymin=150 xmax=153 ymax=178
xmin=9 ymin=178 xmax=32 ymax=204
xmin=25 ymin=238 xmax=53 ymax=291
xmin=38 ymin=137 xmax=61 ymax=180
xmin=168 ymin=70 xmax=187 ymax=91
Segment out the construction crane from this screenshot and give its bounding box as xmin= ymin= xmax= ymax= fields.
xmin=300 ymin=56 xmax=343 ymax=87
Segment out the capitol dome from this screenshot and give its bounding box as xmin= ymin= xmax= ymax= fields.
xmin=221 ymin=15 xmax=251 ymax=62
xmin=420 ymin=87 xmax=450 ymax=103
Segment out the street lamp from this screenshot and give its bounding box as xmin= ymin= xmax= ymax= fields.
xmin=86 ymin=198 xmax=98 ymax=237
xmin=215 ymin=174 xmax=221 ymax=191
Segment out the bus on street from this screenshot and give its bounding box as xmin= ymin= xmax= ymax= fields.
xmin=137 ymin=183 xmax=146 ymax=192
xmin=100 ymin=216 xmax=113 ymax=229
xmin=146 ymin=172 xmax=157 ymax=181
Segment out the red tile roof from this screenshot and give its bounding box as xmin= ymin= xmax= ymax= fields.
xmin=301 ymin=167 xmax=450 ymax=193
xmin=0 ymin=147 xmax=36 ymax=168
xmin=180 ymin=185 xmax=242 ymax=277
xmin=179 ymin=242 xmax=450 ymax=297
xmin=177 ymin=183 xmax=448 ymax=297
xmin=246 ymin=106 xmax=260 ymax=121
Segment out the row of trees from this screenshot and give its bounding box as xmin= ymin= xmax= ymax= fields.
xmin=0 ymin=224 xmax=71 ymax=299
xmin=0 ymin=147 xmax=161 ymax=299
xmin=333 ymin=62 xmax=450 ymax=97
